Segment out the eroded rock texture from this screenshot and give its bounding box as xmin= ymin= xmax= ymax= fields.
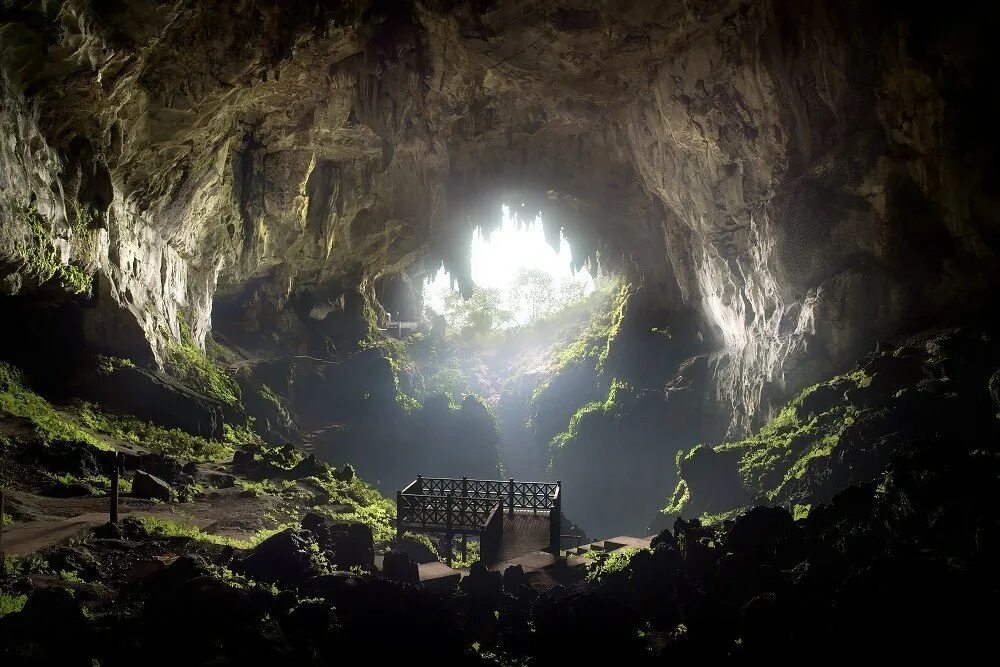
xmin=1 ymin=0 xmax=998 ymax=432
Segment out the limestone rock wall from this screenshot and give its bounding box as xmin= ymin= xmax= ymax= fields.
xmin=1 ymin=0 xmax=997 ymax=430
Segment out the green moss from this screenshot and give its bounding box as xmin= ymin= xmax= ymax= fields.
xmin=676 ymin=370 xmax=871 ymax=508
xmin=532 ymin=282 xmax=628 ymax=405
xmin=586 ymin=547 xmax=645 ymax=583
xmin=45 ymin=471 xmax=132 ymax=496
xmin=448 ymin=536 xmax=481 ymax=569
xmin=7 ymin=200 xmax=92 ymax=295
xmin=793 ymin=503 xmax=811 ymax=521
xmin=163 ymin=318 xmax=242 ymax=407
xmin=258 ymin=384 xmax=294 ymax=427
xmin=0 ymin=593 xmax=27 ymax=618
xmin=0 ymin=361 xmax=111 ymax=450
xmin=549 ymin=378 xmax=633 ymax=451
xmin=78 ymin=403 xmax=233 ymax=462
xmin=95 ymin=355 xmax=136 ymax=376
xmin=138 ymin=516 xmax=296 ymax=549
xmin=307 ymin=472 xmax=398 ymax=549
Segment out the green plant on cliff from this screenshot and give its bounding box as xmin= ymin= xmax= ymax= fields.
xmin=7 ymin=200 xmax=92 ymax=295
xmin=665 ymin=370 xmax=872 ymax=517
xmin=549 ymin=378 xmax=634 ymax=451
xmin=164 ymin=318 xmax=242 ymax=407
xmin=78 ymin=403 xmax=233 ymax=462
xmin=0 ymin=361 xmax=110 ymax=450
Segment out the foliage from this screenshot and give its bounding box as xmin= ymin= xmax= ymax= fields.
xmin=306 ymin=472 xmax=398 ymax=548
xmin=45 ymin=471 xmax=131 ymax=495
xmin=7 ymin=199 xmax=92 ymax=295
xmin=586 ymin=547 xmax=644 ymax=584
xmin=448 ymin=536 xmax=481 ymax=569
xmin=665 ymin=370 xmax=872 ymax=516
xmin=0 ymin=594 xmax=27 ymax=618
xmin=720 ymin=370 xmax=870 ymax=498
xmin=549 ymin=378 xmax=633 ymax=451
xmin=530 ymin=278 xmax=628 ymax=406
xmin=257 ymin=383 xmax=294 ymax=428
xmin=0 ymin=361 xmax=111 ymax=450
xmin=95 ymin=355 xmax=135 ymax=376
xmin=78 ymin=403 xmax=234 ymax=462
xmin=138 ymin=516 xmax=295 ymax=550
xmin=163 ymin=318 xmax=242 ymax=407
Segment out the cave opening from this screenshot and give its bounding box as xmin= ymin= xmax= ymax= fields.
xmin=423 ymin=204 xmax=598 ymax=335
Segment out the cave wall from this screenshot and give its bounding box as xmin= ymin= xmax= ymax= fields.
xmin=2 ymin=0 xmax=998 ymax=433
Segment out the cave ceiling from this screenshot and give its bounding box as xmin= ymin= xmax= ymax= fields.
xmin=1 ymin=0 xmax=997 ymax=430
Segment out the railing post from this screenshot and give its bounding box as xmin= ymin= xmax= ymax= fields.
xmin=445 ymin=492 xmax=454 ymax=566
xmin=550 ymin=480 xmax=562 ymax=555
xmin=109 ymin=452 xmax=120 ymax=525
xmin=0 ymin=484 xmax=6 ymax=575
xmin=395 ymin=490 xmax=403 ymax=542
xmin=508 ymin=478 xmax=514 ymax=517
xmin=462 ymin=476 xmax=468 ymax=498
xmin=416 ymin=475 xmax=423 ymax=494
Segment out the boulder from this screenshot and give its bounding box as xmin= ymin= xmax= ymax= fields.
xmin=382 ymin=549 xmax=419 ymax=585
xmin=394 ymin=535 xmax=439 ymax=564
xmin=461 ymin=561 xmax=503 ymax=599
xmin=726 ymin=506 xmax=794 ymax=557
xmin=302 ymin=513 xmax=375 ymax=571
xmin=502 ymin=564 xmax=530 ymax=596
xmin=233 ymin=528 xmax=322 ymax=587
xmin=132 ymin=470 xmax=173 ymax=501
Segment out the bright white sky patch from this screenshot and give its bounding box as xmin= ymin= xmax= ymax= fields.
xmin=424 ymin=205 xmax=595 ymax=327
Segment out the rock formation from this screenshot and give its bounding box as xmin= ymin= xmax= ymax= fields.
xmin=3 ymin=1 xmax=996 ymax=437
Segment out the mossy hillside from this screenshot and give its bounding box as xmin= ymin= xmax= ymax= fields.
xmin=2 ymin=360 xmax=236 ymax=462
xmin=0 ymin=361 xmax=112 ymax=451
xmin=164 ymin=319 xmax=243 ymax=408
xmin=664 ymin=370 xmax=872 ymax=518
xmin=549 ymin=378 xmax=634 ymax=454
xmin=78 ymin=404 xmax=235 ymax=462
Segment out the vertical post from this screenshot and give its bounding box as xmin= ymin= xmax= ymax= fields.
xmin=445 ymin=492 xmax=454 ymax=566
xmin=416 ymin=474 xmax=423 ymax=494
xmin=0 ymin=485 xmax=6 ymax=575
xmin=550 ymin=481 xmax=562 ymax=555
xmin=109 ymin=453 xmax=120 ymax=525
xmin=462 ymin=476 xmax=468 ymax=498
xmin=508 ymin=478 xmax=515 ymax=517
xmin=461 ymin=533 xmax=467 ymax=562
xmin=395 ymin=490 xmax=403 ymax=542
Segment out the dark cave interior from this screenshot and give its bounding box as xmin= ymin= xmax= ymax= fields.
xmin=1 ymin=0 xmax=1000 ymax=663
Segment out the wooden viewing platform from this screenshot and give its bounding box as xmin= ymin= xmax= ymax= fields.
xmin=396 ymin=476 xmax=562 ymax=565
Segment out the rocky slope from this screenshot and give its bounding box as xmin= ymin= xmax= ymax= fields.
xmin=3 ymin=0 xmax=998 ymax=440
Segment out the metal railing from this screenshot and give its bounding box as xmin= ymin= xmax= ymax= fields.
xmin=395 ymin=476 xmax=562 ymax=565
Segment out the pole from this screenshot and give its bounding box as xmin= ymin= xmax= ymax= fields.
xmin=461 ymin=533 xmax=467 ymax=562
xmin=550 ymin=481 xmax=562 ymax=555
xmin=109 ymin=453 xmax=120 ymax=524
xmin=508 ymin=478 xmax=515 ymax=518
xmin=0 ymin=486 xmax=6 ymax=575
xmin=445 ymin=492 xmax=454 ymax=566
xmin=395 ymin=490 xmax=403 ymax=542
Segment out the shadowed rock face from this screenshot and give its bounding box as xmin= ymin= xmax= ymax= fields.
xmin=1 ymin=0 xmax=998 ymax=431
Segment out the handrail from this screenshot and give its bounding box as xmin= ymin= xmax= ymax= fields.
xmin=395 ymin=477 xmax=563 ymax=563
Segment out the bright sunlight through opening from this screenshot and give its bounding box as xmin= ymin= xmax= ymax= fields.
xmin=424 ymin=206 xmax=595 ymax=333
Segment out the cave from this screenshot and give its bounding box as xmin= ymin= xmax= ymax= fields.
xmin=1 ymin=1 xmax=999 ymax=663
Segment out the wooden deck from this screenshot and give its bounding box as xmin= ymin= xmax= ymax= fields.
xmin=491 ymin=510 xmax=552 ymax=564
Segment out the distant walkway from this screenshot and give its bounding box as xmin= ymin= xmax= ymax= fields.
xmin=1 ymin=512 xmax=217 ymax=558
